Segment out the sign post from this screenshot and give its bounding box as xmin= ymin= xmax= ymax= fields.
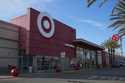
xmin=112 ymin=34 xmax=123 ymax=56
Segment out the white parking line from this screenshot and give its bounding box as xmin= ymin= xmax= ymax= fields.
xmin=86 ymin=76 xmax=125 ymax=80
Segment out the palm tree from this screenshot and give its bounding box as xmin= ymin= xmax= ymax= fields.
xmin=86 ymin=0 xmax=125 ymax=56
xmin=102 ymin=39 xmax=120 ymax=49
xmin=86 ymin=0 xmax=125 ymax=36
xmin=102 ymin=39 xmax=120 ymax=65
xmin=109 ymin=0 xmax=125 ymax=57
xmin=102 ymin=38 xmax=120 ymax=56
xmin=110 ymin=0 xmax=125 ymax=37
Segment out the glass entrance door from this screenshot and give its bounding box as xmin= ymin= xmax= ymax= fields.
xmin=37 ymin=56 xmax=49 ymax=72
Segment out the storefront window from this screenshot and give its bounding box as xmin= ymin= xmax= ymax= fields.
xmin=76 ymin=47 xmax=97 ymax=69
xmin=90 ymin=51 xmax=96 ymax=64
xmin=35 ymin=56 xmax=60 ymax=72
xmin=37 ymin=56 xmax=49 ymax=70
xmin=76 ymin=47 xmax=83 ymax=59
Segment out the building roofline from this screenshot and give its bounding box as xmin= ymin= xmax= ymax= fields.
xmin=74 ymin=38 xmax=104 ymax=50
xmin=0 ymin=20 xmax=21 ymax=28
xmin=0 ymin=20 xmax=21 ymax=29
xmin=11 ymin=14 xmax=26 ymax=21
xmin=29 ymin=7 xmax=76 ymax=31
xmin=53 ymin=19 xmax=76 ymax=31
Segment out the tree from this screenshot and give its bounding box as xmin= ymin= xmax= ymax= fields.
xmin=102 ymin=39 xmax=120 ymax=65
xmin=86 ymin=0 xmax=125 ymax=37
xmin=110 ymin=0 xmax=125 ymax=37
xmin=102 ymin=38 xmax=120 ymax=56
xmin=102 ymin=39 xmax=120 ymax=49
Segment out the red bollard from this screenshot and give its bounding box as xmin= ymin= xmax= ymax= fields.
xmin=10 ymin=68 xmax=19 ymax=77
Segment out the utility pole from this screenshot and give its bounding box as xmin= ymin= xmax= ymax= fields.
xmin=120 ymin=37 xmax=123 ymax=56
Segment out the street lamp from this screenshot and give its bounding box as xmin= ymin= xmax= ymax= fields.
xmin=112 ymin=34 xmax=122 ymax=56
xmin=111 ymin=34 xmax=120 ymax=65
xmin=120 ymin=36 xmax=123 ymax=56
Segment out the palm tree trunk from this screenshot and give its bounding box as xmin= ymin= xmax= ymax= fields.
xmin=108 ymin=48 xmax=113 ymax=66
xmin=112 ymin=48 xmax=115 ymax=65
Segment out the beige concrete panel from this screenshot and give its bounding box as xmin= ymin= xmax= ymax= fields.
xmin=0 ymin=58 xmax=17 ymax=67
xmin=0 ymin=48 xmax=18 ymax=57
xmin=0 ymin=39 xmax=18 ymax=48
xmin=0 ymin=28 xmax=18 ymax=40
xmin=98 ymin=55 xmax=102 ymax=64
xmin=0 ymin=21 xmax=18 ymax=32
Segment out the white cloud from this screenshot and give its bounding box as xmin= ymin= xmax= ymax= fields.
xmin=0 ymin=0 xmax=55 ymax=20
xmin=69 ymin=16 xmax=106 ymax=28
xmin=43 ymin=0 xmax=54 ymax=3
xmin=0 ymin=0 xmax=55 ymax=10
xmin=79 ymin=19 xmax=105 ymax=28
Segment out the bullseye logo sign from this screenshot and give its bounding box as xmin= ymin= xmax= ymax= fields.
xmin=112 ymin=34 xmax=120 ymax=41
xmin=37 ymin=12 xmax=55 ymax=38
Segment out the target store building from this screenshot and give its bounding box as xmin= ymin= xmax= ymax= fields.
xmin=0 ymin=8 xmax=105 ymax=73
xmin=11 ymin=8 xmax=77 ymax=72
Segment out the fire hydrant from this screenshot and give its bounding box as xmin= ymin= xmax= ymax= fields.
xmin=10 ymin=68 xmax=19 ymax=77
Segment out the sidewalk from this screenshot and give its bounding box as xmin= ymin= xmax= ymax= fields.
xmin=1 ymin=67 xmax=123 ymax=79
xmin=0 ymin=76 xmax=14 ymax=79
xmin=1 ymin=68 xmax=125 ymax=80
xmin=18 ymin=69 xmax=97 ymax=78
xmin=0 ymin=69 xmax=87 ymax=79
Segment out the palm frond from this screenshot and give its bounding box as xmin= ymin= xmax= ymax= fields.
xmin=110 ymin=15 xmax=125 ymax=21
xmin=120 ymin=32 xmax=125 ymax=37
xmin=115 ymin=7 xmax=125 ymax=14
xmin=87 ymin=0 xmax=96 ymax=7
xmin=110 ymin=0 xmax=125 ymax=37
xmin=86 ymin=0 xmax=109 ymax=7
xmin=102 ymin=38 xmax=120 ymax=49
xmin=99 ymin=0 xmax=108 ymax=8
xmin=118 ymin=27 xmax=125 ymax=36
xmin=109 ymin=20 xmax=125 ymax=30
xmin=112 ymin=0 xmax=125 ymax=15
xmin=119 ymin=27 xmax=125 ymax=33
xmin=118 ymin=0 xmax=125 ymax=8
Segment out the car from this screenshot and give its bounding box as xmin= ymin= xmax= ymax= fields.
xmin=119 ymin=61 xmax=125 ymax=67
xmin=112 ymin=62 xmax=120 ymax=68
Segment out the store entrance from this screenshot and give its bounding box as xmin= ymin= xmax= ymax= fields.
xmin=36 ymin=56 xmax=49 ymax=72
xmin=35 ymin=56 xmax=59 ymax=72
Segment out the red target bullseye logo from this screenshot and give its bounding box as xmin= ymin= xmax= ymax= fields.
xmin=112 ymin=34 xmax=120 ymax=41
xmin=37 ymin=12 xmax=55 ymax=38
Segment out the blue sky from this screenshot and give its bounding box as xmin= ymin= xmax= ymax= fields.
xmin=0 ymin=0 xmax=124 ymax=54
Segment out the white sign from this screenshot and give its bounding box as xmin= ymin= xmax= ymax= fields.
xmin=37 ymin=12 xmax=55 ymax=38
xmin=60 ymin=52 xmax=66 ymax=58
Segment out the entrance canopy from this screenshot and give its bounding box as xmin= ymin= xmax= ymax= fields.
xmin=73 ymin=39 xmax=104 ymax=50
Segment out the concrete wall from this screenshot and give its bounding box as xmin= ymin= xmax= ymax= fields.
xmin=0 ymin=48 xmax=18 ymax=67
xmin=0 ymin=39 xmax=18 ymax=48
xmin=29 ymin=8 xmax=76 ymax=58
xmin=11 ymin=8 xmax=76 ymax=59
xmin=11 ymin=15 xmax=29 ymax=51
xmin=0 ymin=21 xmax=19 ymax=68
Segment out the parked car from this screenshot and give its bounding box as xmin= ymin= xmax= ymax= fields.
xmin=112 ymin=62 xmax=120 ymax=68
xmin=119 ymin=61 xmax=125 ymax=67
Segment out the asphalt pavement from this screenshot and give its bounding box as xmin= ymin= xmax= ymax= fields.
xmin=0 ymin=67 xmax=125 ymax=83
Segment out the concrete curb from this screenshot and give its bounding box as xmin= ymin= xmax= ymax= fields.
xmin=0 ymin=76 xmax=14 ymax=79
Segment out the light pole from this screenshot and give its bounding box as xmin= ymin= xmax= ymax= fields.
xmin=120 ymin=37 xmax=123 ymax=56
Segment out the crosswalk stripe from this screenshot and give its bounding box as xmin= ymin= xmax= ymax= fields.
xmin=87 ymin=76 xmax=125 ymax=80
xmin=111 ymin=77 xmax=118 ymax=80
xmin=119 ymin=78 xmax=125 ymax=80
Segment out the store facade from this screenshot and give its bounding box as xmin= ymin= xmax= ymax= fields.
xmin=0 ymin=8 xmax=106 ymax=73
xmin=11 ymin=8 xmax=76 ymax=72
xmin=73 ymin=39 xmax=104 ymax=69
xmin=0 ymin=20 xmax=19 ymax=73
